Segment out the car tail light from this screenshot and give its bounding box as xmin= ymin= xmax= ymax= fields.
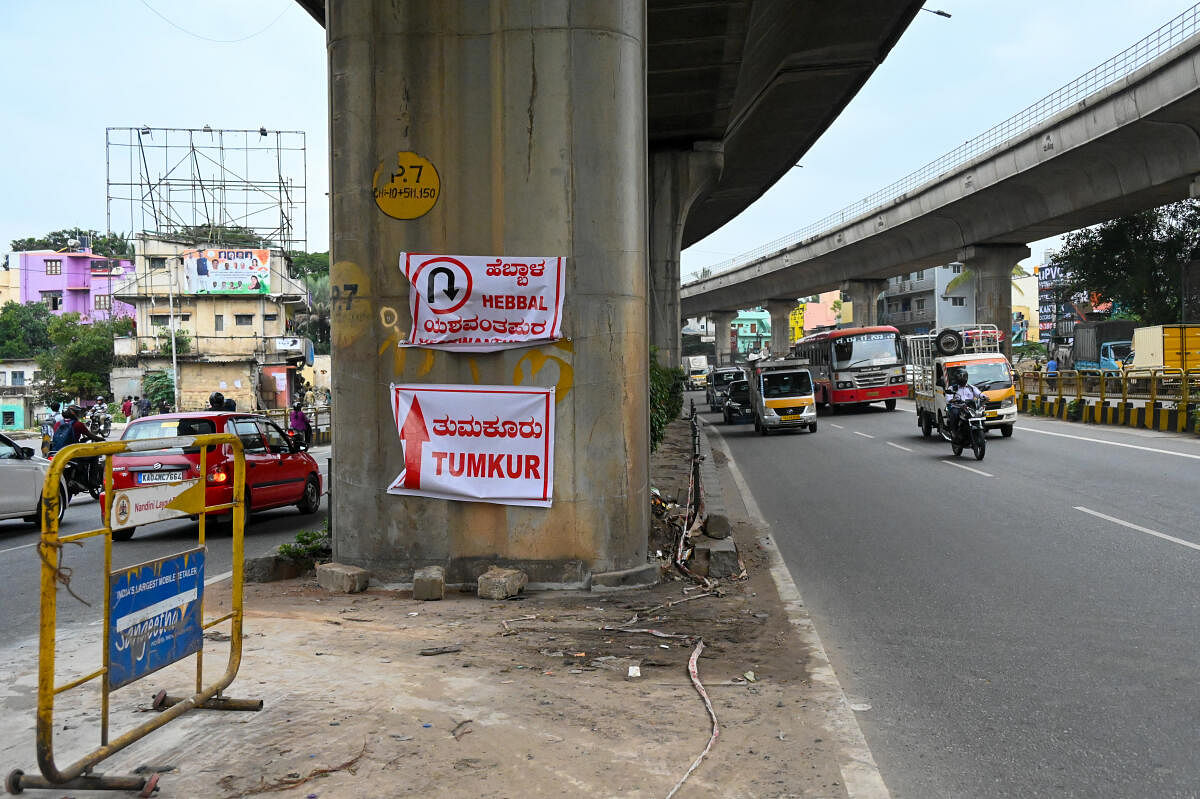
xmin=207 ymin=464 xmax=230 ymax=484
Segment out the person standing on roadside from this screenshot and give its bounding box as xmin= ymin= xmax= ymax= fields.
xmin=138 ymin=395 xmax=151 ymax=417
xmin=121 ymin=396 xmax=133 ymax=420
xmin=289 ymin=401 xmax=312 ymax=446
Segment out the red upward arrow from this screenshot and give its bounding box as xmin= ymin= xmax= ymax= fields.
xmin=400 ymin=396 xmax=430 ymax=489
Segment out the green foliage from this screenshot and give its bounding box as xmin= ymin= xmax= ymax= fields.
xmin=1013 ymin=342 xmax=1047 ymax=361
xmin=288 ymin=250 xmax=329 ymax=279
xmin=154 ymin=326 xmax=191 ymax=356
xmin=292 ymin=273 xmax=330 ymax=355
xmin=0 ymin=301 xmax=52 ymax=358
xmin=34 ymin=314 xmax=133 ymax=403
xmin=173 ymin=224 xmax=264 ymax=248
xmin=10 ymin=228 xmax=133 ymax=258
xmin=1053 ymin=199 xmax=1200 ymax=324
xmin=649 ymin=347 xmax=685 ymax=451
xmin=278 ymin=521 xmax=331 ymax=564
xmin=142 ymin=371 xmax=175 ymax=409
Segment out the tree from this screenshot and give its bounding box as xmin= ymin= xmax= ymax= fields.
xmin=0 ymin=301 xmax=52 ymax=358
xmin=288 ymin=250 xmax=329 ymax=279
xmin=142 ymin=370 xmax=175 ymax=410
xmin=292 ymin=273 xmax=331 ymax=355
xmin=10 ymin=228 xmax=133 ymax=258
xmin=34 ymin=313 xmax=134 ymax=403
xmin=1051 ymin=200 xmax=1200 ymax=324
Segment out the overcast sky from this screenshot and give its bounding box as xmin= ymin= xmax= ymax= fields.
xmin=0 ymin=1 xmax=1193 ymax=269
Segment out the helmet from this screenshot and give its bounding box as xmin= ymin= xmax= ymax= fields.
xmin=209 ymin=391 xmax=225 ymax=409
xmin=955 ymin=370 xmax=969 ymax=386
xmin=293 ymin=401 xmax=302 ymax=410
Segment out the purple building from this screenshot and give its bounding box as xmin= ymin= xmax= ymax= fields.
xmin=9 ymin=249 xmax=135 ymax=322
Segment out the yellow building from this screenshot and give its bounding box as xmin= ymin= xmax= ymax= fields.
xmin=0 ymin=264 xmax=18 ymax=305
xmin=111 ymin=236 xmax=311 ymax=409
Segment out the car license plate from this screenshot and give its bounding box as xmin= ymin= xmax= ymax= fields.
xmin=138 ymin=471 xmax=185 ymax=484
xmin=866 ymin=391 xmax=879 ymax=398
xmin=985 ymin=411 xmax=998 ymax=419
xmin=781 ymin=414 xmax=802 ymax=421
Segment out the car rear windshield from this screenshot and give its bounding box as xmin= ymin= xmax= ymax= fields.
xmin=717 ymin=371 xmax=742 ymax=385
xmin=122 ymin=419 xmax=217 ymax=454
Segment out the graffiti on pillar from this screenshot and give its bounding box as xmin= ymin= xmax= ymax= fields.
xmin=331 ymin=261 xmax=373 ymax=350
xmin=372 ymin=151 xmax=441 ymax=220
xmin=513 ymin=340 xmax=574 ymax=404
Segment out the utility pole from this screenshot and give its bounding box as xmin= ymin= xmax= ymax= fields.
xmin=168 ymin=258 xmax=180 ymax=411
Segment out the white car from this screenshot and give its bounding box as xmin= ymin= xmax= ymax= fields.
xmin=0 ymin=432 xmax=68 ymax=526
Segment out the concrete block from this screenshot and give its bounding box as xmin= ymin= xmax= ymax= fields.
xmin=704 ymin=513 xmax=732 ymax=540
xmin=589 ymin=562 xmax=660 ymax=591
xmin=413 ymin=566 xmax=446 ymax=600
xmin=244 ymin=551 xmax=304 ymax=583
xmin=316 ymin=562 xmax=370 ymax=594
xmin=691 ymin=538 xmax=740 ymax=579
xmin=477 ymin=566 xmax=528 ymax=600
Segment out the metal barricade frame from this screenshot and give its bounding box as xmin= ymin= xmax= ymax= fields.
xmin=6 ymin=432 xmax=258 ymax=795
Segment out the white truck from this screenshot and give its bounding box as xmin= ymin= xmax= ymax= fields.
xmin=748 ymin=358 xmax=818 ymax=435
xmin=907 ymin=325 xmax=1018 ymax=439
xmin=682 ymin=355 xmax=709 ymax=390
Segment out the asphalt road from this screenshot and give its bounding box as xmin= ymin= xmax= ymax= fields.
xmin=0 ymin=446 xmax=330 ymax=642
xmin=697 ymin=392 xmax=1200 ymax=799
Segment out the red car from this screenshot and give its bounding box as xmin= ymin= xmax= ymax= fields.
xmin=106 ymin=412 xmax=322 ymax=541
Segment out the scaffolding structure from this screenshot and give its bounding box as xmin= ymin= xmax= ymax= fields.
xmin=106 ymin=126 xmax=307 ymax=252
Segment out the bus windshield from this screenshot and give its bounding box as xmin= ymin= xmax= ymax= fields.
xmin=763 ymin=371 xmax=812 ymax=397
xmin=833 ymin=333 xmax=901 ymax=369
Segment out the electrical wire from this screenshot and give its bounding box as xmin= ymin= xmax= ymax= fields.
xmin=137 ymin=0 xmax=291 ymax=44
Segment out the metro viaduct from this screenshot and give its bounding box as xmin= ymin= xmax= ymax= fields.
xmin=682 ymin=33 xmax=1200 ymax=362
xmin=294 ymin=1 xmax=923 ymax=585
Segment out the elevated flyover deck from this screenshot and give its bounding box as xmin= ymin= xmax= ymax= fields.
xmin=682 ymin=10 xmax=1200 ymax=328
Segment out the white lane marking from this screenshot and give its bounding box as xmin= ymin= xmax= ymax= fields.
xmin=1075 ymin=506 xmax=1200 ymax=553
xmin=830 ymin=423 xmax=845 ymax=429
xmin=1022 ymin=426 xmax=1200 ymax=460
xmin=205 ymin=570 xmax=233 ymax=587
xmin=853 ymin=431 xmax=875 ymax=439
xmin=0 ymin=542 xmax=37 ymax=556
xmin=940 ymin=460 xmax=993 ymax=478
xmin=704 ymin=421 xmax=890 ymax=798
xmin=886 ymin=442 xmax=912 ymax=452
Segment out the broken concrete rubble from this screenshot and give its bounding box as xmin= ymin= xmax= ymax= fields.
xmin=315 ymin=562 xmax=370 ymax=593
xmin=477 ymin=566 xmax=528 ymax=600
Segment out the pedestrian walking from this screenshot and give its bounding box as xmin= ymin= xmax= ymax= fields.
xmin=289 ymin=401 xmax=312 ymax=447
xmin=121 ymin=396 xmax=133 ymax=419
xmin=138 ymin=395 xmax=151 ymax=417
xmin=129 ymin=396 xmax=141 ymax=420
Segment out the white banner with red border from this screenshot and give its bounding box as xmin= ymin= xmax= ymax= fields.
xmin=387 ymin=384 xmax=555 ymax=507
xmin=399 ymin=252 xmax=565 ymax=351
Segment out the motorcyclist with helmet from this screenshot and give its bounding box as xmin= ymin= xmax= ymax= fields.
xmin=946 ymin=368 xmax=984 ymax=436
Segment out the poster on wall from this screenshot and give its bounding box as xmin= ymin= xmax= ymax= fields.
xmin=398 ymin=252 xmax=565 ymax=351
xmin=182 ymin=248 xmax=271 ymax=295
xmin=387 ymin=383 xmax=554 ymax=507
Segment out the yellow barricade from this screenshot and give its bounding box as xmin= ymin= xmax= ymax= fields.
xmin=5 ymin=432 xmax=258 ymax=795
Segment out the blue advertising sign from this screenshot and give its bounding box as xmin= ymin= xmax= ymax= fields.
xmin=108 ymin=548 xmax=205 ymax=690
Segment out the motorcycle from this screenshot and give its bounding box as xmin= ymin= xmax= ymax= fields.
xmin=51 ymin=453 xmax=105 ymax=501
xmin=942 ymin=393 xmax=987 ymax=461
xmin=87 ymin=405 xmax=112 ymax=439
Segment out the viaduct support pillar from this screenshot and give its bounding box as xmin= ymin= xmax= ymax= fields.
xmin=327 ymin=2 xmax=649 ymax=585
xmin=711 ymin=311 xmax=737 ymax=365
xmin=766 ymin=299 xmax=796 ymax=357
xmin=958 ymin=244 xmax=1030 ymax=360
xmin=649 ymin=145 xmax=723 ymax=368
xmin=841 ymin=279 xmax=888 ymax=327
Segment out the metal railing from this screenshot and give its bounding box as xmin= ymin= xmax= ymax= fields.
xmin=1015 ymin=368 xmax=1200 ymax=415
xmin=686 ymin=4 xmax=1200 ymax=283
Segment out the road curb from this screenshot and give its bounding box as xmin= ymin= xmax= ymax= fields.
xmin=701 ymin=418 xmax=892 ymax=799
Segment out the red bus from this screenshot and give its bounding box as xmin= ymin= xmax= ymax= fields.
xmin=791 ymin=326 xmax=907 ymax=411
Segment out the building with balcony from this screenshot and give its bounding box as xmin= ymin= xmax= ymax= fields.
xmin=109 ymin=236 xmax=312 ymax=410
xmin=881 ymin=264 xmax=976 ymax=335
xmin=0 ymin=249 xmax=135 ymax=322
xmin=0 ymin=358 xmax=40 ymax=430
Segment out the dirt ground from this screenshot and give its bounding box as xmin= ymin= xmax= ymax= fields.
xmin=1 ymin=420 xmax=853 ymax=798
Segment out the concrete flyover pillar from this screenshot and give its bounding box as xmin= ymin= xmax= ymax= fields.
xmin=710 ymin=310 xmax=737 ymax=366
xmin=327 ymin=2 xmax=648 ymax=586
xmin=649 ymin=144 xmax=723 ymax=368
xmin=840 ymin=279 xmax=888 ymax=327
xmin=958 ymin=244 xmax=1030 ymax=359
xmin=766 ymin=299 xmax=796 ymax=357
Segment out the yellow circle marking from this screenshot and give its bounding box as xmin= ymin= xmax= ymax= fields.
xmin=372 ymin=151 xmax=441 ymax=219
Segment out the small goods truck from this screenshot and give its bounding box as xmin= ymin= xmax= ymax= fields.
xmin=908 ymin=325 xmax=1018 ymax=439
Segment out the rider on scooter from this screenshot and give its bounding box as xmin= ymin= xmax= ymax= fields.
xmin=946 ymin=368 xmax=984 ymax=435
